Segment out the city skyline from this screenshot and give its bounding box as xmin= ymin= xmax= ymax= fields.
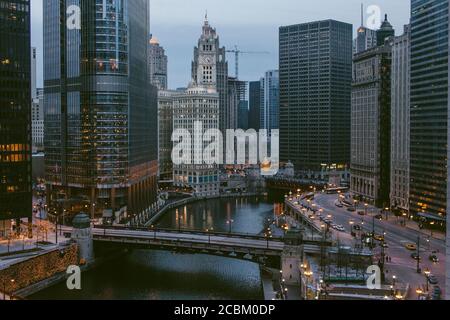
xmin=31 ymin=0 xmax=410 ymax=89
xmin=1 ymin=0 xmax=449 ymax=304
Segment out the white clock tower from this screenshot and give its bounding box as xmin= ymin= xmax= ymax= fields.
xmin=191 ymin=15 xmax=228 ymax=133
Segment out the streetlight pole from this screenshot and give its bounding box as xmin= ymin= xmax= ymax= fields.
xmin=55 ymin=213 xmax=58 ymax=244
xmin=178 ymin=215 xmax=182 ymax=232
xmin=424 ymin=268 xmax=430 ymax=294
xmin=227 ymin=219 xmax=234 ymax=234
xmin=416 ymin=236 xmax=421 ymax=273
xmin=151 ymin=225 xmax=156 ymax=241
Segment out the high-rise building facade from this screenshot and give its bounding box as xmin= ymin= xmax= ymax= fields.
xmin=172 ymin=86 xmax=220 ymax=197
xmin=158 ymin=90 xmax=178 ymax=182
xmin=32 ymin=88 xmax=45 ymax=152
xmin=351 ymin=41 xmax=393 ymax=207
xmin=410 ymin=0 xmax=449 ymax=224
xmin=248 ymin=81 xmax=262 ymax=131
xmin=44 ymin=0 xmax=158 ymax=220
xmin=353 ymin=26 xmax=377 ymax=55
xmin=0 ymin=0 xmax=32 ymax=226
xmin=30 ymin=47 xmax=44 ymax=152
xmin=227 ymin=77 xmax=247 ymax=130
xmin=238 ymin=101 xmax=249 ymax=130
xmin=172 ymin=16 xmax=224 ymax=197
xmin=31 ymin=47 xmax=37 ymax=100
xmin=149 ymin=35 xmax=168 ymax=90
xmin=390 ymin=25 xmax=411 ymax=212
xmin=279 ymin=20 xmax=353 ymax=171
xmin=260 ymin=70 xmax=279 ymax=131
xmin=447 ymin=0 xmax=450 ymax=301
xmin=192 ymin=16 xmax=228 ymax=132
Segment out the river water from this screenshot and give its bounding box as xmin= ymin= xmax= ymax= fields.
xmin=30 ymin=196 xmax=283 ymax=300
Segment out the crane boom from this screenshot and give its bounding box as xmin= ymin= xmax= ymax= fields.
xmin=226 ymin=46 xmax=269 ymax=79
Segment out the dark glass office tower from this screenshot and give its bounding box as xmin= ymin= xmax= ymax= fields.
xmin=0 ymin=0 xmax=32 ymax=224
xmin=410 ymin=0 xmax=449 ymax=223
xmin=44 ymin=0 xmax=158 ymax=221
xmin=248 ymin=81 xmax=261 ymax=131
xmin=279 ymin=20 xmax=353 ymax=171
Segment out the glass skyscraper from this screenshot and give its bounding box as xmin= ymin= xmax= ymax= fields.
xmin=260 ymin=70 xmax=279 ymax=131
xmin=410 ymin=0 xmax=448 ymax=223
xmin=279 ymin=20 xmax=353 ymax=171
xmin=0 ymin=0 xmax=32 ymax=227
xmin=44 ymin=0 xmax=158 ymax=221
xmin=248 ymin=81 xmax=262 ymax=132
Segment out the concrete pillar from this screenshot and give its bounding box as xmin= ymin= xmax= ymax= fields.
xmin=71 ymin=213 xmax=94 ymax=263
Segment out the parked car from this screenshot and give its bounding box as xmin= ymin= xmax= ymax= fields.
xmin=429 ymin=255 xmax=439 ymax=263
xmin=347 ymin=207 xmax=356 ymax=212
xmin=373 ymin=234 xmax=385 ymax=242
xmin=374 ymin=214 xmax=383 ymax=220
xmin=411 ymin=253 xmax=421 ymax=261
xmin=405 ymin=243 xmax=417 ymax=251
xmin=335 ymin=202 xmax=344 ymax=208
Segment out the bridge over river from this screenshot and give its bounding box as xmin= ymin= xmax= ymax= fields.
xmin=63 ymin=225 xmax=332 ymax=266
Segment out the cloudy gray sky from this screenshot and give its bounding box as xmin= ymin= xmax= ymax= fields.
xmin=31 ymin=0 xmax=410 ymax=89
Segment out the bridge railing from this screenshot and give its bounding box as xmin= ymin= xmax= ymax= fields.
xmin=93 ymin=225 xmax=285 ymax=242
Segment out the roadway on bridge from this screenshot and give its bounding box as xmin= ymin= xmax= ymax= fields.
xmin=90 ymin=228 xmax=286 ymax=252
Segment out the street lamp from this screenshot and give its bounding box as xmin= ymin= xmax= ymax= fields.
xmin=151 ymin=225 xmax=156 ymax=241
xmin=349 ymin=221 xmax=355 ymax=237
xmin=178 ymin=215 xmax=183 ymax=232
xmin=424 ymin=268 xmax=431 ymax=293
xmin=416 ymin=288 xmax=423 ymax=300
xmin=226 ymin=219 xmax=234 ymax=234
xmin=3 ymin=279 xmax=14 ymax=300
xmin=206 ymin=227 xmax=214 ymax=245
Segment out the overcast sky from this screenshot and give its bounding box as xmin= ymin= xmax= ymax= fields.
xmin=31 ymin=0 xmax=410 ymax=89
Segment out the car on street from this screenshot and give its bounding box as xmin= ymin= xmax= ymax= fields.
xmin=335 ymin=202 xmax=343 ymax=208
xmin=353 ymin=225 xmax=362 ymax=231
xmin=374 ymin=214 xmax=383 ymax=220
xmin=381 ymin=242 xmax=389 ymax=248
xmin=429 ymin=255 xmax=439 ymax=263
xmin=347 ymin=207 xmax=356 ymax=212
xmin=405 ymin=243 xmax=417 ymax=251
xmin=357 ymin=210 xmax=365 ymax=216
xmin=411 ymin=253 xmax=421 ymax=261
xmin=428 ymin=275 xmax=439 ymax=285
xmin=373 ymin=234 xmax=385 ymax=242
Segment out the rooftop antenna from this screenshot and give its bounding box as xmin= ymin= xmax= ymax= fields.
xmin=361 ymin=3 xmax=364 ymax=27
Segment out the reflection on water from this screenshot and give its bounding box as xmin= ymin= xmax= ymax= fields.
xmin=157 ymin=197 xmax=276 ymax=234
xmin=31 ymin=197 xmax=282 ymax=300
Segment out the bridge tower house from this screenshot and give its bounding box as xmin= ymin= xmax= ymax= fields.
xmin=71 ymin=213 xmax=95 ymax=263
xmin=281 ymin=229 xmax=304 ymax=286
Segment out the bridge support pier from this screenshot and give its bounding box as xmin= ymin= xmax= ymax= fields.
xmin=281 ymin=244 xmax=303 ymax=286
xmin=71 ymin=213 xmax=95 ymax=263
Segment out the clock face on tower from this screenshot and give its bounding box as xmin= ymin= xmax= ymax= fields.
xmin=201 ymin=55 xmax=214 ymax=65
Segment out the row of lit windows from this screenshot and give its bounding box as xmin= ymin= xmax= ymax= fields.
xmin=0 ymin=144 xmax=27 ymax=152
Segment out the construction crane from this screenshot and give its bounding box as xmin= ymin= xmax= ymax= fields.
xmin=226 ymin=46 xmax=270 ymax=79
